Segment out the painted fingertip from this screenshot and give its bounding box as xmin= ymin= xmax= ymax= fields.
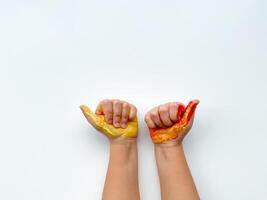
xmin=80 ymin=105 xmax=89 ymax=112
xmin=183 ymin=99 xmax=200 ymax=123
xmin=191 ymin=99 xmax=200 ymax=105
xmin=190 ymin=99 xmax=200 ymax=111
xmin=80 ymin=105 xmax=86 ymax=110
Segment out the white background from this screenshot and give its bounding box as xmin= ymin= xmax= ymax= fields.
xmin=0 ymin=0 xmax=267 ymax=199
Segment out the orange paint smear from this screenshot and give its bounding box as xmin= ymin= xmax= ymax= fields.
xmin=149 ymin=99 xmax=199 ymax=144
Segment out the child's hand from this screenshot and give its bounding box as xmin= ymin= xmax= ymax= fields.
xmin=80 ymin=99 xmax=138 ymax=141
xmin=144 ymin=100 xmax=199 ymax=145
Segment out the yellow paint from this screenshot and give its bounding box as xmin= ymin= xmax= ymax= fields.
xmin=80 ymin=105 xmax=138 ymax=138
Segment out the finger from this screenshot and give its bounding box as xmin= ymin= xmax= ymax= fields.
xmin=158 ymin=104 xmax=173 ymax=126
xmin=150 ymin=108 xmax=165 ymax=128
xmin=96 ymin=99 xmax=113 ymax=124
xmin=144 ymin=114 xmax=156 ymax=128
xmin=188 ymin=114 xmax=195 ymax=129
xmin=177 ymin=103 xmax=185 ymax=121
xmin=129 ymin=104 xmax=137 ymax=120
xmin=169 ymin=102 xmax=178 ymax=122
xmin=112 ymin=100 xmax=122 ymax=128
xmin=80 ymin=105 xmax=97 ymax=128
xmin=102 ymin=100 xmax=113 ymax=124
xmin=180 ymin=99 xmax=199 ymax=126
xmin=120 ymin=102 xmax=130 ymax=128
xmin=95 ymin=100 xmax=104 ymax=115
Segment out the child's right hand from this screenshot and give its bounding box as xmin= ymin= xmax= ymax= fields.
xmin=144 ymin=100 xmax=199 ymax=145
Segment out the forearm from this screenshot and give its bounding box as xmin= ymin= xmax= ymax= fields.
xmin=102 ymin=140 xmax=140 ymax=200
xmin=155 ymin=144 xmax=199 ymax=200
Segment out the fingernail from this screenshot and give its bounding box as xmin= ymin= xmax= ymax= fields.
xmin=106 ymin=115 xmax=112 ymax=123
xmin=121 ymin=123 xmax=127 ymax=128
xmin=114 ymin=122 xmax=120 ymax=127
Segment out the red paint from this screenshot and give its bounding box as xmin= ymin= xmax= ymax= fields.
xmin=149 ymin=100 xmax=199 ymax=143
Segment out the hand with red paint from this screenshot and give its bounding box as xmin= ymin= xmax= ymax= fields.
xmin=145 ymin=100 xmax=200 ymax=200
xmin=144 ymin=100 xmax=199 ymax=145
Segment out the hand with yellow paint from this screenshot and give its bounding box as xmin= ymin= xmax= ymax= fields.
xmin=80 ymin=99 xmax=138 ymax=141
xmin=80 ymin=99 xmax=140 ymax=199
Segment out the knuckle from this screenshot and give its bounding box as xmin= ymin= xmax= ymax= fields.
xmin=113 ymin=100 xmax=119 ymax=104
xmin=150 ymin=111 xmax=158 ymax=119
xmin=169 ymin=106 xmax=177 ymax=113
xmin=131 ymin=105 xmax=137 ymax=112
xmin=169 ymin=102 xmax=177 ymax=108
xmin=159 ymin=106 xmax=168 ymax=114
xmin=101 ymin=99 xmax=110 ymax=105
xmin=144 ymin=115 xmax=150 ymax=122
xmin=122 ymin=102 xmax=130 ymax=109
xmin=113 ymin=101 xmax=122 ymax=107
xmin=112 ymin=99 xmax=120 ymax=103
xmin=113 ymin=102 xmax=122 ymax=111
xmin=132 ymin=108 xmax=137 ymax=115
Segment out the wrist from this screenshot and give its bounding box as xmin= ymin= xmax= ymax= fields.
xmin=109 ymin=138 xmax=137 ymax=158
xmin=154 ymin=138 xmax=183 ymax=148
xmin=109 ymin=137 xmax=137 ymax=146
xmin=154 ymin=142 xmax=184 ymax=161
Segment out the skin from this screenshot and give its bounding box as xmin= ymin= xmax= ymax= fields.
xmin=144 ymin=100 xmax=200 ymax=200
xmin=80 ymin=99 xmax=140 ymax=200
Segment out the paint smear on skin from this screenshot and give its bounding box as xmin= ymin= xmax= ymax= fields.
xmin=80 ymin=104 xmax=138 ymax=138
xmin=149 ymin=100 xmax=199 ymax=144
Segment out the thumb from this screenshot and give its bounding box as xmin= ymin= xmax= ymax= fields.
xmin=80 ymin=105 xmax=99 ymax=129
xmin=179 ymin=99 xmax=200 ymax=127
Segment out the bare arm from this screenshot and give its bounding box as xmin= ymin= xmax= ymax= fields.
xmin=103 ymin=139 xmax=140 ymax=200
xmin=145 ymin=100 xmax=200 ymax=200
xmin=80 ymin=99 xmax=140 ymax=200
xmin=155 ymin=143 xmax=199 ymax=200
